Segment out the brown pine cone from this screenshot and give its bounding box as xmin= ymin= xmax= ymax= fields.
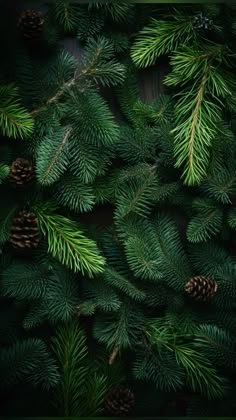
xmin=10 ymin=211 xmax=39 ymax=252
xmin=17 ymin=9 xmax=44 ymax=40
xmin=9 ymin=158 xmax=34 ymax=189
xmin=185 ymin=275 xmax=218 ymax=302
xmin=104 ymin=386 xmax=135 ymax=416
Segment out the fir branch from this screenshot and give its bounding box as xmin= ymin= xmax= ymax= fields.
xmin=93 ymin=304 xmax=144 ymax=350
xmin=175 ymin=344 xmax=226 ymax=399
xmin=109 ymin=345 xmax=120 ymax=365
xmin=187 ymin=199 xmax=223 ymax=242
xmin=52 ymin=172 xmax=95 ymax=213
xmin=0 ymin=84 xmax=34 ymax=139
xmin=164 ymin=45 xmax=231 ymax=185
xmin=115 ymin=169 xmax=159 ymax=219
xmin=53 ymin=0 xmax=80 ymax=33
xmin=103 ymin=267 xmax=146 ymax=302
xmin=189 ymin=67 xmax=209 ymax=173
xmin=78 ymin=371 xmax=108 ymax=417
xmin=51 ymin=321 xmax=88 ymax=416
xmin=131 ymin=16 xmax=195 ymax=68
xmin=0 ymin=338 xmax=59 ymax=390
xmin=0 ymin=206 xmax=17 ymax=245
xmin=31 ymin=77 xmax=76 ymax=117
xmin=45 ymin=126 xmax=72 ymax=179
xmin=0 ymin=164 xmax=9 ymax=183
xmin=31 ymin=37 xmax=125 ymax=116
xmin=34 ymin=201 xmax=105 ymax=276
xmin=89 ymin=1 xmax=133 ymax=23
xmin=145 ymin=319 xmax=226 ymax=399
xmin=36 ymin=126 xmax=72 ymax=186
xmin=1 ymin=262 xmax=47 ymax=300
xmin=133 ymin=346 xmax=185 ymax=392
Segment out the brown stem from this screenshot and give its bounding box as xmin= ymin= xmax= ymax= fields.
xmin=189 ymin=65 xmax=210 ymax=170
xmin=43 ymin=126 xmax=72 ymax=181
xmin=109 ymin=345 xmax=120 ymax=365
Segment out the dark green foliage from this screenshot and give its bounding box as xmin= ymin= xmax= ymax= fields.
xmin=0 ymin=84 xmax=34 ymax=139
xmin=1 ymin=2 xmax=236 ymax=416
xmin=93 ymin=303 xmax=144 ymax=350
xmin=51 ymin=321 xmax=110 ymax=416
xmin=0 ymin=338 xmax=59 ymax=390
xmin=34 ymin=200 xmax=105 ymax=276
xmin=134 ymin=347 xmax=186 ymax=392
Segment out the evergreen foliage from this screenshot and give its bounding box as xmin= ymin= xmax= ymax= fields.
xmin=1 ymin=2 xmax=236 ymax=417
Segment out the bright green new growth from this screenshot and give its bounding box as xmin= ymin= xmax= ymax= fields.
xmin=1 ymin=2 xmax=236 ymax=415
xmin=0 ymin=84 xmax=34 ymax=139
xmin=34 ymin=201 xmax=105 ymax=276
xmin=145 ymin=319 xmax=226 ymax=399
xmin=131 ymin=13 xmax=236 ymax=185
xmin=51 ymin=321 xmax=109 ymax=417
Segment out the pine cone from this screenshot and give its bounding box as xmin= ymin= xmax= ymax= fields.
xmin=9 ymin=158 xmax=34 ymax=189
xmin=10 ymin=211 xmax=39 ymax=252
xmin=104 ymin=386 xmax=135 ymax=417
xmin=193 ymin=12 xmax=213 ymax=31
xmin=185 ymin=276 xmax=218 ymax=302
xmin=17 ymin=9 xmax=44 ymax=40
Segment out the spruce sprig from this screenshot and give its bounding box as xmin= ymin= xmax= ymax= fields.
xmin=0 ymin=84 xmax=34 ymax=139
xmin=34 ymin=201 xmax=105 ymax=276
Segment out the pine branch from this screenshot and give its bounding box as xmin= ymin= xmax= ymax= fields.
xmin=187 ymin=199 xmax=223 ymax=243
xmin=0 ymin=206 xmax=17 ymax=245
xmin=189 ymin=67 xmax=209 ymax=173
xmin=93 ymin=304 xmax=144 ymax=350
xmin=0 ymin=338 xmax=59 ymax=390
xmin=131 ymin=16 xmax=195 ymax=68
xmin=51 ymin=321 xmax=88 ymax=416
xmin=36 ymin=126 xmax=72 ymax=186
xmin=0 ymin=84 xmax=34 ymax=139
xmin=34 ymin=200 xmax=106 ymax=276
xmin=164 ymin=45 xmax=232 ymax=185
xmin=31 ymin=37 xmax=125 ymax=116
xmin=109 ymin=345 xmax=120 ymax=365
xmin=53 ymin=0 xmax=80 ymax=33
xmin=0 ymin=164 xmax=9 ymax=183
xmin=52 ymin=172 xmax=95 ymax=213
xmin=145 ymin=319 xmax=226 ymax=399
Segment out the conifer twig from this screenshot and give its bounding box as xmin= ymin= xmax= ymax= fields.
xmin=189 ymin=66 xmax=210 ymax=171
xmin=109 ymin=345 xmax=120 ymax=365
xmin=31 ymin=76 xmax=77 ymax=117
xmin=43 ymin=126 xmax=72 ymax=181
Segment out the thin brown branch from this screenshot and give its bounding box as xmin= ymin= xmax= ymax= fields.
xmin=31 ymin=77 xmax=77 ymax=117
xmin=189 ymin=66 xmax=210 ymax=169
xmin=43 ymin=126 xmax=72 ymax=181
xmin=109 ymin=345 xmax=120 ymax=365
xmin=31 ymin=47 xmax=104 ymax=117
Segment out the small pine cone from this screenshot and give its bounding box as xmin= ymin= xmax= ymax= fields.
xmin=193 ymin=12 xmax=213 ymax=31
xmin=9 ymin=158 xmax=34 ymax=189
xmin=17 ymin=9 xmax=44 ymax=40
xmin=10 ymin=211 xmax=39 ymax=252
xmin=185 ymin=275 xmax=218 ymax=302
xmin=104 ymin=386 xmax=135 ymax=417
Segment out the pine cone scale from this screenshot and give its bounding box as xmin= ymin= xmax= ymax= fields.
xmin=10 ymin=158 xmax=34 ymax=189
xmin=17 ymin=9 xmax=44 ymax=40
xmin=10 ymin=211 xmax=39 ymax=252
xmin=185 ymin=275 xmax=218 ymax=302
xmin=105 ymin=386 xmax=135 ymax=416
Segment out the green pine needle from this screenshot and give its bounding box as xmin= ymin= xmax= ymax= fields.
xmin=0 ymin=84 xmax=34 ymax=139
xmin=131 ymin=17 xmax=195 ymax=68
xmin=0 ymin=164 xmax=10 ymax=183
xmin=53 ymin=0 xmax=80 ymax=33
xmin=34 ymin=201 xmax=105 ymax=276
xmin=51 ymin=321 xmax=88 ymax=416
